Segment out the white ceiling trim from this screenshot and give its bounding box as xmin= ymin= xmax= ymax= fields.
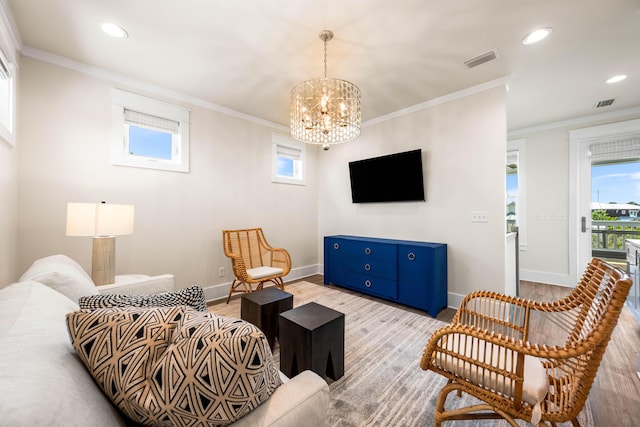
xmin=21 ymin=45 xmax=289 ymax=132
xmin=508 ymin=106 xmax=640 ymax=138
xmin=20 ymin=44 xmax=512 ymax=136
xmin=363 ymin=77 xmax=508 ymax=128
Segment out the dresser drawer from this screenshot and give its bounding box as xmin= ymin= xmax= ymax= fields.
xmin=347 ymin=272 xmax=398 ymax=299
xmin=348 ymin=256 xmax=397 ymax=280
xmin=344 ymin=240 xmax=397 ymax=260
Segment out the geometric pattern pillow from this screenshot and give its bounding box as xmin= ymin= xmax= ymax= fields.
xmin=78 ymin=285 xmax=207 ymax=312
xmin=66 ymin=306 xmax=281 ymax=427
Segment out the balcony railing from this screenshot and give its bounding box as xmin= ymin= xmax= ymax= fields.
xmin=592 ymin=220 xmax=640 ymax=259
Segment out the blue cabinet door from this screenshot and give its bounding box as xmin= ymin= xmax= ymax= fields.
xmin=397 ymin=244 xmax=447 ymax=316
xmin=324 ymin=237 xmax=348 ymax=285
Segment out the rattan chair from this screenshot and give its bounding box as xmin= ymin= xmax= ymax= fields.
xmin=222 ymin=228 xmax=291 ymax=303
xmin=420 ymin=258 xmax=632 ymax=427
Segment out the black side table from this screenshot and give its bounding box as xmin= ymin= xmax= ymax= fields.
xmin=241 ymin=287 xmax=293 ymax=349
xmin=279 ymin=302 xmax=345 ymax=380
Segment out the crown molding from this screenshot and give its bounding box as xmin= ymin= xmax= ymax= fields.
xmin=21 ymin=45 xmax=289 ymax=132
xmin=362 ymin=77 xmax=508 ymax=127
xmin=508 ymin=106 xmax=640 ymax=138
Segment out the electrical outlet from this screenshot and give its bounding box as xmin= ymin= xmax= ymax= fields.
xmin=218 ymin=267 xmax=225 ymax=277
xmin=471 ymin=211 xmax=488 ymax=223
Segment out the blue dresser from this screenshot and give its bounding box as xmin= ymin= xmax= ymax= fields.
xmin=324 ymin=235 xmax=447 ymax=317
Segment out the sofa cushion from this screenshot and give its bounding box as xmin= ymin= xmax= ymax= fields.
xmin=66 ymin=306 xmax=281 ymax=427
xmin=19 ymin=254 xmax=98 ymax=302
xmin=78 ymin=285 xmax=207 ymax=311
xmin=0 ymin=281 xmax=125 ymax=427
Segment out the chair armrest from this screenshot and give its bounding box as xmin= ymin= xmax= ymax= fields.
xmin=97 ymin=274 xmax=175 ymax=295
xmin=269 ymin=248 xmax=291 ymax=275
xmin=230 ymin=370 xmax=329 ymax=427
xmin=454 ymin=291 xmax=531 ymax=340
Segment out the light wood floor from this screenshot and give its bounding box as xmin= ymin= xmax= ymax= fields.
xmin=212 ymin=275 xmax=640 ymax=426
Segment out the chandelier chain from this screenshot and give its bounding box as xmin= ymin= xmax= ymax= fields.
xmin=323 ymin=38 xmax=328 ymax=78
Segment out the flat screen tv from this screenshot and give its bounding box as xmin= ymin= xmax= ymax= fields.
xmin=349 ymin=149 xmax=425 ymax=203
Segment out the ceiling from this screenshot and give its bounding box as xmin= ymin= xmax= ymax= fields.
xmin=5 ymin=0 xmax=640 ymax=132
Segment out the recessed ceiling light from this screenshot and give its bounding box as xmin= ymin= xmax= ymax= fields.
xmin=522 ymin=27 xmax=552 ymax=45
xmin=606 ymin=75 xmax=627 ymax=84
xmin=101 ymin=22 xmax=128 ymax=39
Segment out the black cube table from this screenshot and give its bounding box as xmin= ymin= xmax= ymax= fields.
xmin=279 ymin=302 xmax=345 ymax=380
xmin=240 ymin=287 xmax=293 ymax=349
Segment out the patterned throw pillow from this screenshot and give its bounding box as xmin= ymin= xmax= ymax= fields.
xmin=78 ymin=285 xmax=207 ymax=312
xmin=66 ymin=306 xmax=281 ymax=427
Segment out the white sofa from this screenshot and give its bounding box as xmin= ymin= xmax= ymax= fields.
xmin=0 ymin=255 xmax=329 ymax=427
xmin=18 ymin=254 xmax=177 ymax=299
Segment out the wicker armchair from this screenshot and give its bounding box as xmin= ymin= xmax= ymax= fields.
xmin=222 ymin=228 xmax=291 ymax=303
xmin=420 ymin=258 xmax=632 ymax=427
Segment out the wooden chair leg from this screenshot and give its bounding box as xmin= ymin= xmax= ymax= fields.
xmin=434 ymin=382 xmax=519 ymax=427
xmin=226 ymin=279 xmax=252 ymax=303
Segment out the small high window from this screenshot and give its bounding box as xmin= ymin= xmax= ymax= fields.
xmin=112 ymin=89 xmax=190 ymax=172
xmin=272 ymin=134 xmax=305 ymax=185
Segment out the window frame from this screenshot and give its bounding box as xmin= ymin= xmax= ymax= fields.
xmin=271 ymin=133 xmax=306 ymax=186
xmin=507 ymin=138 xmax=527 ymax=249
xmin=0 ymin=47 xmax=16 ymax=147
xmin=111 ymin=88 xmax=190 ymax=173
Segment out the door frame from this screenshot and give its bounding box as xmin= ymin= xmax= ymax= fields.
xmin=569 ymin=119 xmax=640 ymax=284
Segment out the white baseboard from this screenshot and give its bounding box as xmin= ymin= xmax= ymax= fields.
xmin=202 ymin=264 xmax=321 ymax=303
xmin=447 ymin=292 xmax=465 ymax=310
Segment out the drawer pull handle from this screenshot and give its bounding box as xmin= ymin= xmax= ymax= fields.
xmin=365 ymin=280 xmax=372 ymax=288
xmin=408 ymin=252 xmax=416 ymax=261
xmin=365 ymin=247 xmax=372 ymax=255
xmin=333 ymin=243 xmax=339 ymax=250
xmin=364 ymin=263 xmax=371 ymax=271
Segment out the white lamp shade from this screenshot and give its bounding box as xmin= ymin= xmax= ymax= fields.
xmin=66 ymin=203 xmax=134 ymax=237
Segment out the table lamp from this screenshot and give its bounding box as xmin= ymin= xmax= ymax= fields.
xmin=66 ymin=202 xmax=134 ymax=286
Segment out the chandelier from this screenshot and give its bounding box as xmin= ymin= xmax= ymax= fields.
xmin=290 ymin=30 xmax=361 ymax=150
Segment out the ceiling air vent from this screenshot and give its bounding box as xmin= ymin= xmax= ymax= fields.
xmin=464 ymin=49 xmax=500 ymax=68
xmin=596 ymin=99 xmax=615 ymax=108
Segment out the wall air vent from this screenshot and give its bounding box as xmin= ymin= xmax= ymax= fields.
xmin=596 ymin=99 xmax=615 ymax=108
xmin=464 ymin=49 xmax=500 ymax=68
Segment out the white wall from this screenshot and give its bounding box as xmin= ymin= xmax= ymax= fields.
xmin=513 ymin=111 xmax=640 ymax=286
xmin=317 ymin=86 xmax=508 ymax=306
xmin=15 ymin=57 xmax=319 ymax=298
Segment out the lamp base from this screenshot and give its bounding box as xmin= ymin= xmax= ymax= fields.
xmin=92 ymin=236 xmax=115 ymax=286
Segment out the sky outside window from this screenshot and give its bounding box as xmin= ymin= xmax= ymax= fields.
xmin=129 ymin=125 xmax=172 ymax=160
xmin=506 ymin=174 xmax=518 ymax=206
xmin=592 ymin=161 xmax=640 ymax=204
xmin=277 ymin=156 xmax=294 ymax=177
